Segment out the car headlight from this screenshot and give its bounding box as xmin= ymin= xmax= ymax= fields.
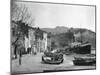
xmin=43 ymin=57 xmax=51 ymax=60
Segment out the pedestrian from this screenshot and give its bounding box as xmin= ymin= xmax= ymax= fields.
xmin=18 ymin=47 xmax=23 ymax=65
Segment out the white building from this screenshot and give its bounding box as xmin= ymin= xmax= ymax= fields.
xmin=24 ymin=28 xmax=36 ymax=53
xmin=43 ymin=32 xmax=48 ymax=51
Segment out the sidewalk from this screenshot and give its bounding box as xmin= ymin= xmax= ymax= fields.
xmin=11 ymin=53 xmax=43 ymax=74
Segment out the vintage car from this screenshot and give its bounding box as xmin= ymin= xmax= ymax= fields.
xmin=73 ymin=54 xmax=96 ymax=66
xmin=42 ymin=50 xmax=64 ymax=64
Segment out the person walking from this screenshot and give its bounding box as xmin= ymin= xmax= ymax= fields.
xmin=18 ymin=47 xmax=23 ymax=65
xmin=19 ymin=49 xmax=22 ymax=65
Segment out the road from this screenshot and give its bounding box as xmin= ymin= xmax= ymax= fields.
xmin=11 ymin=53 xmax=96 ymax=74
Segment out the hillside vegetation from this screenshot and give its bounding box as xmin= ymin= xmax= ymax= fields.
xmin=42 ymin=27 xmax=96 ymax=49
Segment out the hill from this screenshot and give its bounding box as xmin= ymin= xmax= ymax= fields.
xmin=41 ymin=26 xmax=96 ymax=49
xmin=41 ymin=26 xmax=69 ymax=34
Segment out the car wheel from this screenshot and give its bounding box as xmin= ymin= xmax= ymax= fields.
xmin=61 ymin=59 xmax=64 ymax=63
xmin=42 ymin=56 xmax=44 ymax=61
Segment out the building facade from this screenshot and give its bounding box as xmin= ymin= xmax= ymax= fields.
xmin=24 ymin=27 xmax=48 ymax=54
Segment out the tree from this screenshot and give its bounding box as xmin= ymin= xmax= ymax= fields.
xmin=11 ymin=1 xmax=34 ymax=26
xmin=11 ymin=1 xmax=34 ymax=58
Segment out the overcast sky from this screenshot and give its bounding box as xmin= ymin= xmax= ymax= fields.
xmin=16 ymin=1 xmax=95 ymax=32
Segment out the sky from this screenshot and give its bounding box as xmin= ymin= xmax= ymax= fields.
xmin=15 ymin=1 xmax=96 ymax=32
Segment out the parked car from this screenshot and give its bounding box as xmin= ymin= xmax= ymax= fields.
xmin=73 ymin=54 xmax=96 ymax=66
xmin=42 ymin=50 xmax=64 ymax=64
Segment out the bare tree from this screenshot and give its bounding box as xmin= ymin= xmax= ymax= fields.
xmin=11 ymin=1 xmax=34 ymax=25
xmin=11 ymin=1 xmax=34 ymax=59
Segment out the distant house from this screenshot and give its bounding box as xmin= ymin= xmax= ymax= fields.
xmin=24 ymin=27 xmax=35 ymax=53
xmin=24 ymin=27 xmax=48 ymax=53
xmin=35 ymin=28 xmax=48 ymax=52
